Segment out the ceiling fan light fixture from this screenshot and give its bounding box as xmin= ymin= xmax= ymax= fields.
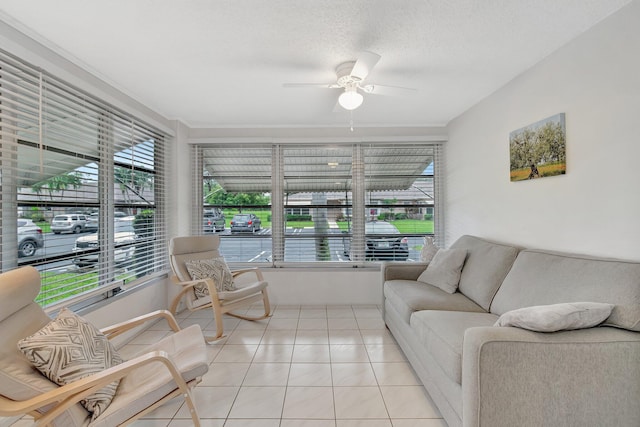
xmin=338 ymin=87 xmax=363 ymax=110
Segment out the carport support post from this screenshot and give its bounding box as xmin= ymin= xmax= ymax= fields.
xmin=312 ymin=193 xmax=330 ymax=261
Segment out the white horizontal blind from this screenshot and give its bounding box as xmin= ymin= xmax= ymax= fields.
xmin=362 ymin=144 xmax=435 ymax=262
xmin=199 ymin=145 xmax=273 ymax=263
xmin=0 ymin=48 xmax=168 ymax=308
xmin=282 ymin=145 xmax=354 ymax=263
xmin=191 ymin=145 xmax=204 ymax=235
xmin=111 ymin=113 xmax=167 ymax=285
xmin=432 ymin=143 xmax=445 ymax=248
xmin=192 ymin=142 xmax=440 ymax=266
xmin=0 ymin=50 xmax=41 ymax=271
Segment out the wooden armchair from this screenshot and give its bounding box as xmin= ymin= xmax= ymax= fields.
xmin=169 ymin=235 xmax=271 ymax=341
xmin=0 ymin=266 xmax=209 ymax=426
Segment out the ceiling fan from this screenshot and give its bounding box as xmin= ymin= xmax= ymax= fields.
xmin=283 ymin=51 xmax=416 ymax=111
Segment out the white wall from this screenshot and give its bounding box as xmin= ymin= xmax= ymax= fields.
xmin=444 ymin=1 xmax=640 ymax=260
xmin=82 ymin=280 xmax=169 ymax=347
xmin=262 ymin=268 xmax=381 ymax=306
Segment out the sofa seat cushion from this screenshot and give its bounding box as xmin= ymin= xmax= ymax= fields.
xmin=410 ymin=310 xmax=498 ymax=385
xmin=385 ymin=280 xmax=486 ymax=324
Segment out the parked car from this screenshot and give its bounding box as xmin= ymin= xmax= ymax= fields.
xmin=84 ymin=211 xmax=128 ymax=232
xmin=343 ymin=220 xmax=409 ymax=261
xmin=230 ymin=213 xmax=261 ymax=233
xmin=203 ymin=209 xmax=225 ymax=232
xmin=72 ymin=217 xmax=136 ymax=267
xmin=17 ymin=219 xmax=44 ymax=257
xmin=85 ymin=213 xmax=99 ymax=232
xmin=50 ymin=214 xmax=87 ymax=234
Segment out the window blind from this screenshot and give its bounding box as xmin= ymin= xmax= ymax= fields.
xmin=0 ymin=48 xmax=168 ymax=309
xmin=197 ymin=144 xmax=273 ymax=263
xmin=193 ymin=142 xmax=440 ymax=266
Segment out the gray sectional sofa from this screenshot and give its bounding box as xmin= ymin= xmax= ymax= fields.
xmin=382 ymin=235 xmax=640 ymax=427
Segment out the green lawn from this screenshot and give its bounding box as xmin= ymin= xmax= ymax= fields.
xmin=391 ymin=219 xmax=434 ymax=234
xmin=37 ymin=270 xmax=98 ymax=306
xmin=219 ymin=209 xmax=434 ymax=233
xmin=36 ymin=221 xmax=51 ymax=233
xmin=337 ymin=219 xmax=433 ymax=234
xmin=37 ymin=269 xmax=132 ymax=307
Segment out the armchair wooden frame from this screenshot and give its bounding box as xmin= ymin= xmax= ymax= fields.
xmin=0 ymin=266 xmax=209 ymax=427
xmin=168 ymin=235 xmax=271 ymax=342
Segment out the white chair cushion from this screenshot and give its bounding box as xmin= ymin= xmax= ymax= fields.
xmin=219 ymin=281 xmax=269 ymax=302
xmin=92 ymin=324 xmax=208 ymax=426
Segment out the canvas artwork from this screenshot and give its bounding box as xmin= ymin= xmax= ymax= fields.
xmin=509 ymin=113 xmax=566 ymax=181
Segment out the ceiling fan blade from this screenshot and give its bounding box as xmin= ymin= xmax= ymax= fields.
xmin=282 ymin=83 xmax=339 ymax=89
xmin=350 ymin=51 xmax=381 ymax=81
xmin=360 ymin=84 xmax=417 ymax=96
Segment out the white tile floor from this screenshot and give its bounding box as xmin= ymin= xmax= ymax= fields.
xmin=128 ymin=304 xmax=448 ymax=427
xmin=13 ymin=305 xmax=448 ymax=427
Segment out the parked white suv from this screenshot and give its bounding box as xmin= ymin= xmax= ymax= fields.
xmin=51 ymin=214 xmax=87 ymax=234
xmin=72 ymin=217 xmax=136 ymax=267
xmin=17 ymin=219 xmax=44 ymax=257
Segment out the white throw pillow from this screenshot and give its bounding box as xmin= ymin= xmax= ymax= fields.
xmin=420 ymin=236 xmax=439 ymax=263
xmin=417 ymin=248 xmax=467 ymax=293
xmin=494 ymin=302 xmax=614 ymax=332
xmin=17 ymin=308 xmax=123 ymax=420
xmin=186 ymin=257 xmax=236 ymax=298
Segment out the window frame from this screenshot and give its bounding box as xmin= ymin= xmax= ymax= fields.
xmin=0 ymin=48 xmax=169 ymax=310
xmin=193 ymin=142 xmax=443 ymax=267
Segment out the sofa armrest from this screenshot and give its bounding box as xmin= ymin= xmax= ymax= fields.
xmin=462 ymin=326 xmax=640 ymax=427
xmin=381 ymin=261 xmax=428 ymax=282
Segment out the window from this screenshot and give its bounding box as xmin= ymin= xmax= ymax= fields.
xmin=0 ymin=48 xmax=168 ymax=309
xmin=194 ymin=142 xmax=441 ymax=265
xmin=195 ymin=145 xmax=272 ymax=263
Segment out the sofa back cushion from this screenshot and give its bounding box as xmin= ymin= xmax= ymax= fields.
xmin=449 ymin=235 xmax=521 ymax=311
xmin=491 ymin=249 xmax=640 ymax=331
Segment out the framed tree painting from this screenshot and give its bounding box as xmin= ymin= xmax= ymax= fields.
xmin=509 ymin=113 xmax=566 ymax=181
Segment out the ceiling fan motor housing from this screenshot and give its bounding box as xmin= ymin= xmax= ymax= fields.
xmin=336 ymin=61 xmax=361 ymax=87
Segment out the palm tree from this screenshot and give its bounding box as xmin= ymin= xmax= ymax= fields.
xmin=32 ymin=171 xmax=84 ymax=200
xmin=115 ymin=166 xmax=153 ymax=204
xmin=115 ymin=166 xmax=132 ymax=203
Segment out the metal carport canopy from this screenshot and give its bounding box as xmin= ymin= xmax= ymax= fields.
xmin=201 ymin=145 xmax=434 ymax=193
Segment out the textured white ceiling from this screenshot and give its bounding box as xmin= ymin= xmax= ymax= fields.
xmin=0 ymin=0 xmax=631 ymax=129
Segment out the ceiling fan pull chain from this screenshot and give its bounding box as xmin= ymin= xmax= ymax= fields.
xmin=350 ymin=110 xmax=355 ymax=132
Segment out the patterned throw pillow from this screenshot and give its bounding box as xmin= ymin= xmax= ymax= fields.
xmin=17 ymin=308 xmax=123 ymax=420
xmin=420 ymin=236 xmax=439 ymax=263
xmin=185 ymin=257 xmax=236 ymax=298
